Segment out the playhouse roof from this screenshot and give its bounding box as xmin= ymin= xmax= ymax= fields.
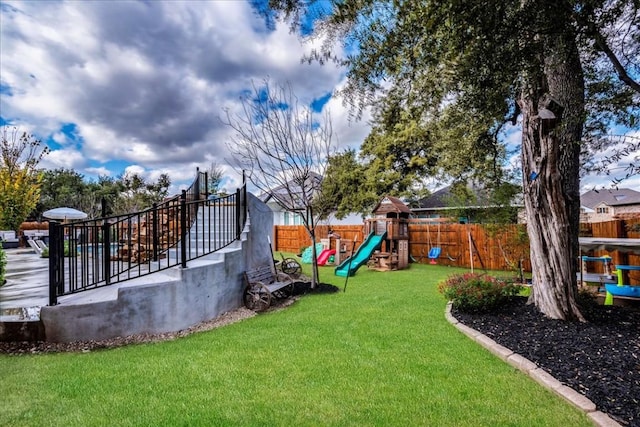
xmin=372 ymin=196 xmax=412 ymax=215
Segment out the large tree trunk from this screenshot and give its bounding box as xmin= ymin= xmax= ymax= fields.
xmin=520 ymin=6 xmax=586 ymax=320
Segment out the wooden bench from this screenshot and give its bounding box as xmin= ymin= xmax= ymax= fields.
xmin=243 ymin=265 xmax=294 ymax=311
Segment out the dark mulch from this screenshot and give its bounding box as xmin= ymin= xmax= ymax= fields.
xmin=291 ymin=281 xmax=340 ymax=295
xmin=453 ymin=297 xmax=640 ymax=426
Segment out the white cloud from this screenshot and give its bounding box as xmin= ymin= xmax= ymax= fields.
xmin=41 ymin=148 xmax=85 ymax=171
xmin=323 ymin=78 xmax=372 ymax=151
xmin=85 ymin=166 xmax=111 ymax=177
xmin=0 ymin=0 xmax=350 ymax=194
xmin=123 ymin=164 xmax=145 ymax=177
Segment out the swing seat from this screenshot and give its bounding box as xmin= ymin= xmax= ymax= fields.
xmin=428 ymin=247 xmax=441 ymax=264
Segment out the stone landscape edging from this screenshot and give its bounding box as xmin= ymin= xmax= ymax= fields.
xmin=444 ymin=302 xmax=622 ymax=427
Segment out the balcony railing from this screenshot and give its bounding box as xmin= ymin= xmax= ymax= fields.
xmin=48 ymin=169 xmax=247 ymax=305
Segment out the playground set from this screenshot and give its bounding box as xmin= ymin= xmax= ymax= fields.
xmin=303 ymin=196 xmax=488 ymax=278
xmin=334 ymin=196 xmax=411 ymax=277
xmin=288 ymin=198 xmax=639 ymax=306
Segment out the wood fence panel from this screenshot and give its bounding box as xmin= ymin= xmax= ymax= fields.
xmin=626 ymin=220 xmax=640 ymax=284
xmin=274 ymin=219 xmax=636 ymax=276
xmin=273 ymin=225 xmax=365 ymax=254
xmin=406 ymin=222 xmax=531 ymax=273
xmin=591 ymin=220 xmax=625 ymax=239
xmin=273 ymin=226 xmax=306 ymax=253
xmin=580 ymin=219 xmax=640 ymax=283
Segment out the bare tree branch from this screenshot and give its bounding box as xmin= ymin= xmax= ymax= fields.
xmin=222 ymin=79 xmax=334 ymax=288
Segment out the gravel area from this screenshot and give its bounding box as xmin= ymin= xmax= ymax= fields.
xmin=0 ymin=281 xmax=339 ymax=356
xmin=453 ymin=296 xmax=640 ymax=426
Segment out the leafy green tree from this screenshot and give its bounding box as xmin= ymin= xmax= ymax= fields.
xmin=359 ymin=93 xmax=438 ymax=196
xmin=0 ymin=127 xmax=49 ymax=232
xmin=113 ymin=172 xmax=170 ymax=214
xmin=35 ymin=169 xmax=171 ymax=218
xmin=0 ymin=244 xmax=6 ymax=286
xmin=445 ymin=181 xmax=522 ymax=224
xmin=84 ymin=175 xmax=129 ymax=217
xmin=318 ymin=149 xmax=376 ymax=218
xmin=34 ymin=168 xmax=88 ymax=218
xmin=206 ymin=162 xmax=224 ymax=196
xmin=270 ymin=0 xmax=639 ymax=320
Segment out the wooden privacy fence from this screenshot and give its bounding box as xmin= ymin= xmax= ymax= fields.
xmin=273 ymin=222 xmax=530 ymax=272
xmin=579 ymin=219 xmax=640 ymax=284
xmin=273 ymin=219 xmax=640 ymax=274
xmin=407 ymin=221 xmax=531 ymax=272
xmin=273 ymin=225 xmax=365 ymax=254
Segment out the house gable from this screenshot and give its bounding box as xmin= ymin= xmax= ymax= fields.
xmin=580 ymin=188 xmax=640 ymax=223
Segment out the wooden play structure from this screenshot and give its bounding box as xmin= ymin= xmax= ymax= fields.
xmin=319 ymin=234 xmax=353 ymax=266
xmin=365 ymin=196 xmax=411 ymax=271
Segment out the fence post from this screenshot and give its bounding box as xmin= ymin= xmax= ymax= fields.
xmin=195 ymin=167 xmax=200 ymax=202
xmin=242 ymin=173 xmax=247 ymax=228
xmin=152 ymin=203 xmax=159 ymax=262
xmin=204 ymin=171 xmax=209 ymax=200
xmin=181 ymin=190 xmax=187 ymax=268
xmin=48 ymin=221 xmax=60 ymax=306
xmin=103 ymin=219 xmax=111 ymax=285
xmin=236 ymin=188 xmax=241 ymax=238
xmin=273 ymin=226 xmax=278 ymax=252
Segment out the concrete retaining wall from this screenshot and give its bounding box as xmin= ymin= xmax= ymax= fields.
xmin=39 ymin=193 xmax=273 ymax=343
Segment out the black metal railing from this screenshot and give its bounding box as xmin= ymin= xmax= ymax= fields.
xmin=48 ymin=169 xmax=247 ymax=305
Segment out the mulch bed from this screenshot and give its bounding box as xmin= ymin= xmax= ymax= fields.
xmin=291 ymin=280 xmax=340 ymax=296
xmin=453 ymin=296 xmax=640 ymax=426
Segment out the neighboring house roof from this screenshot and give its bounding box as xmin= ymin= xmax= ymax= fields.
xmin=580 ymin=188 xmax=640 ymax=209
xmin=259 ymin=172 xmax=323 ymax=210
xmin=372 ymin=196 xmax=412 ymax=215
xmin=413 ymin=184 xmax=498 ymax=210
xmin=414 ymin=186 xmax=455 ymax=209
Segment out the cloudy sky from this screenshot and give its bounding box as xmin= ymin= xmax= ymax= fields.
xmin=1 ymin=0 xmax=371 ymax=194
xmin=1 ymin=0 xmax=637 ymax=196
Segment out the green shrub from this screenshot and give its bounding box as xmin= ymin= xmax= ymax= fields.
xmin=438 ymin=272 xmax=522 ymax=313
xmin=0 ymin=245 xmax=6 ymax=286
xmin=38 ymin=241 xmax=72 ymax=258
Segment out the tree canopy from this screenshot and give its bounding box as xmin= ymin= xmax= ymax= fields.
xmin=31 ymin=169 xmax=171 ymax=220
xmin=0 ymin=127 xmax=49 ymax=232
xmin=269 ymin=0 xmax=639 ymax=320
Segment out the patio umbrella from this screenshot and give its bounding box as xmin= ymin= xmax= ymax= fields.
xmin=43 ymin=207 xmax=88 ymax=221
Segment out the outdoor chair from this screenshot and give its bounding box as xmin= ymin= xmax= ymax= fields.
xmin=27 ymin=239 xmax=43 ymax=254
xmin=0 ymin=231 xmax=20 ymax=249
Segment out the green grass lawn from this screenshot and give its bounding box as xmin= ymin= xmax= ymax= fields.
xmin=0 ymin=261 xmax=590 ymax=426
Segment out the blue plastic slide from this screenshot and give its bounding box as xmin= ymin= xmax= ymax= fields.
xmin=301 ymin=243 xmax=325 ymax=264
xmin=334 ymin=231 xmax=387 ymax=277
